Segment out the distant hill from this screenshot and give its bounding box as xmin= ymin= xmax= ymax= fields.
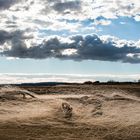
xmin=0 ymin=81 xmax=140 ymax=87
xmin=0 ymin=82 xmax=79 ymax=87
xmin=20 ymin=82 xmax=74 ymax=86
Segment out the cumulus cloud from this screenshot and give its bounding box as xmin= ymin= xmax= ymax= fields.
xmin=52 ymin=1 xmax=81 ymax=13
xmin=1 ymin=32 xmax=140 ymax=63
xmin=0 ymin=29 xmax=33 ymax=56
xmin=0 ymin=0 xmax=19 ymax=10
xmin=0 ymin=30 xmax=11 ymax=44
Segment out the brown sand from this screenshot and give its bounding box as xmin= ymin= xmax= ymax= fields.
xmin=0 ymin=85 xmax=140 ymax=140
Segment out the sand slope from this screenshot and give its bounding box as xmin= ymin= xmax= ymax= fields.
xmin=0 ymin=85 xmax=140 ymax=140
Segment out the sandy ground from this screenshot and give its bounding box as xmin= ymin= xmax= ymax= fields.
xmin=0 ymin=85 xmax=140 ymax=140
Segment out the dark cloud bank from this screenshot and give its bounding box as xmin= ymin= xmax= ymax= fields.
xmin=0 ymin=0 xmax=19 ymax=10
xmin=0 ymin=30 xmax=140 ymax=63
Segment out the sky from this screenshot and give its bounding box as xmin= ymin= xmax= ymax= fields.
xmin=0 ymin=0 xmax=140 ymax=83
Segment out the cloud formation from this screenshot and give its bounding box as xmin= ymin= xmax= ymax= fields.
xmin=0 ymin=0 xmax=140 ymax=64
xmin=0 ymin=0 xmax=140 ymax=34
xmin=1 ymin=32 xmax=140 ymax=63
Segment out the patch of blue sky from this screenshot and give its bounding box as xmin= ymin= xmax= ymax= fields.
xmin=58 ymin=17 xmax=140 ymax=41
xmin=97 ymin=17 xmax=140 ymax=41
xmin=39 ymin=17 xmax=140 ymax=41
xmin=1 ymin=56 xmax=140 ymax=75
xmin=38 ymin=20 xmax=96 ymax=37
xmin=38 ymin=29 xmax=74 ymax=37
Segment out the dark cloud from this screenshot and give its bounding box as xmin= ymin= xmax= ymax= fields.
xmin=0 ymin=30 xmax=31 ymax=44
xmin=0 ymin=30 xmax=11 ymax=44
xmin=1 ymin=32 xmax=140 ymax=63
xmin=52 ymin=1 xmax=81 ymax=13
xmin=0 ymin=0 xmax=19 ymax=10
xmin=41 ymin=0 xmax=81 ymax=14
xmin=0 ymin=30 xmax=32 ymax=56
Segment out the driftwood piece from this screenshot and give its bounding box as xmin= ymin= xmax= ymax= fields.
xmin=17 ymin=90 xmax=36 ymax=99
xmin=0 ymin=86 xmax=37 ymax=100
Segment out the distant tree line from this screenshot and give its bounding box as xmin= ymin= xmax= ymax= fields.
xmin=83 ymin=79 xmax=140 ymax=85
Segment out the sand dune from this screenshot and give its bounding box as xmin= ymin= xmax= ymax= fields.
xmin=0 ymin=85 xmax=140 ymax=140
